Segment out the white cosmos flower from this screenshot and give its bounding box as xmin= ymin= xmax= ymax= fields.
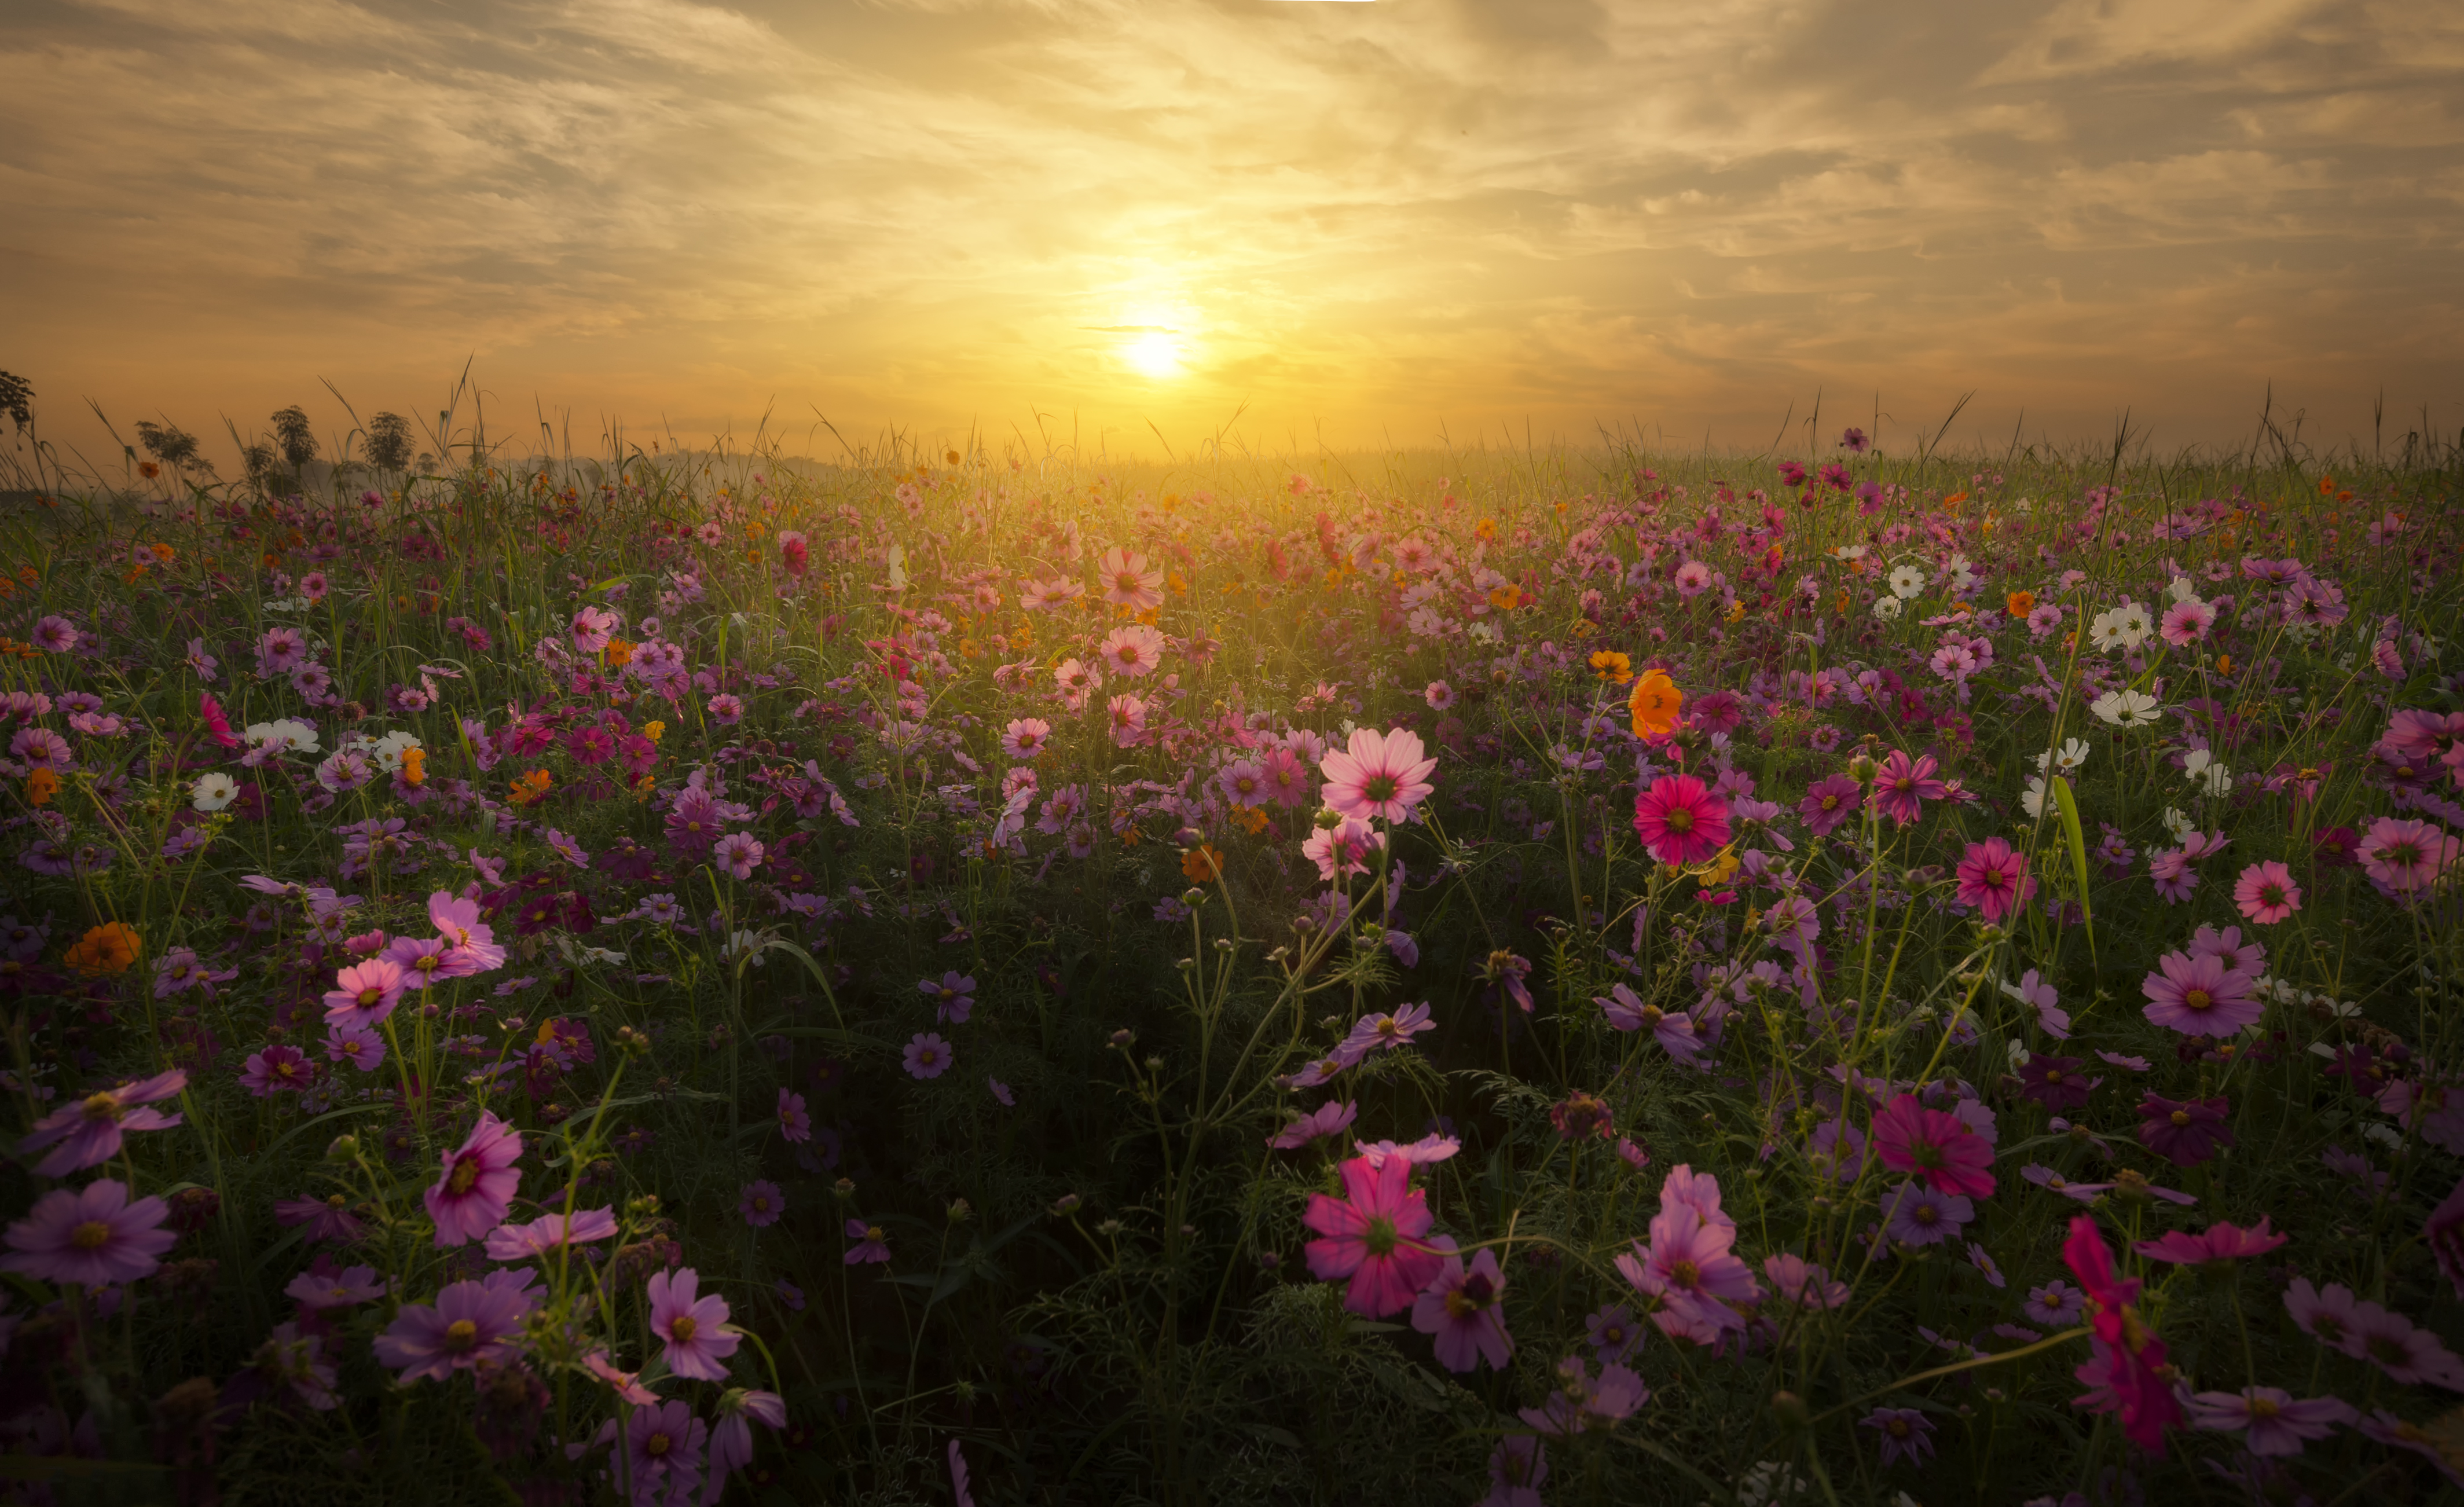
xmin=2034 ymin=738 xmax=2090 ymax=777
xmin=2165 ymin=575 xmax=2198 ymax=603
xmin=2021 ymin=775 xmax=2049 ymax=819
xmin=190 ymin=772 xmax=239 ymax=812
xmin=1872 ymin=595 xmax=1904 ymax=621
xmin=1888 ymin=564 xmax=1927 ymax=600
xmin=2089 ymin=688 xmax=2162 ymax=727
xmin=244 ymin=718 xmax=320 ymax=754
xmin=2183 ymin=748 xmax=2232 ymax=795
xmin=2111 ymin=602 xmax=2153 ymax=648
xmin=2161 ymin=805 xmax=2195 ymax=844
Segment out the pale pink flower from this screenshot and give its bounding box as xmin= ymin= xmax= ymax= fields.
xmin=1097 ymin=624 xmax=1165 ymax=679
xmin=1411 ymin=1238 xmax=1515 ymax=1372
xmin=1 ymin=1178 xmax=176 ymax=1287
xmin=2232 ymin=860 xmax=2302 ymax=923
xmin=1318 ymin=727 xmax=1438 ymax=822
xmin=647 ymin=1266 xmax=741 ymax=1381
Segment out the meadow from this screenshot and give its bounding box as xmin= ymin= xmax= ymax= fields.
xmin=1 ymin=390 xmax=2461 ymax=1506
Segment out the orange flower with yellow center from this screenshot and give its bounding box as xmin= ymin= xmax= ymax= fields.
xmin=65 ymin=922 xmax=141 ymax=977
xmin=509 ymin=769 xmax=552 ymax=806
xmin=2006 ymin=591 xmax=2036 ymax=618
xmin=1628 ymin=669 xmax=1682 ymax=739
xmin=1588 ymin=650 xmax=1633 ymax=684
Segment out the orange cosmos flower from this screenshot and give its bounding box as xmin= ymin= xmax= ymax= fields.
xmin=2007 ymin=591 xmax=2036 ymax=618
xmin=27 ymin=768 xmax=58 ymax=806
xmin=65 ymin=922 xmax=142 ymax=976
xmin=1629 ymin=669 xmax=1682 ymax=738
xmin=509 ymin=769 xmax=552 ymax=806
xmin=1180 ymin=844 xmax=1224 ymax=883
xmin=1589 ymin=650 xmax=1633 ymax=684
xmin=603 ymin=637 xmax=634 ymax=668
xmin=400 ymin=747 xmax=426 ymax=787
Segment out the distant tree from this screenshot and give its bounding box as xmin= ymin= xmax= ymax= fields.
xmin=135 ymin=420 xmax=203 ymax=474
xmin=366 ymin=412 xmax=413 ymax=474
xmin=0 ymin=371 xmax=31 ymax=432
xmin=241 ymin=439 xmax=278 ymax=488
xmin=270 ymin=406 xmax=318 ymax=472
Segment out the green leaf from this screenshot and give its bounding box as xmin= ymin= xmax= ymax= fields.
xmin=2049 ymin=775 xmax=2095 ymax=955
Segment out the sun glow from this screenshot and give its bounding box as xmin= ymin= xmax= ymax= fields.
xmin=1123 ymin=331 xmax=1183 ymax=379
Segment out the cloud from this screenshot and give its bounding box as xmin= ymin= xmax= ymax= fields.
xmin=1 ymin=0 xmax=2458 ymax=461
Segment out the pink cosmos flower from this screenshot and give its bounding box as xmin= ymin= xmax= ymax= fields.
xmin=1000 ymin=718 xmax=1051 ymax=760
xmin=1096 ymin=546 xmax=1164 ymax=610
xmin=1105 ymin=693 xmax=1147 ymax=746
xmin=1319 ymin=727 xmax=1438 ymax=823
xmin=1424 ymin=680 xmax=1456 ymax=711
xmin=1 ymin=1178 xmax=177 ymax=1287
xmin=711 ymin=1387 xmax=788 ymax=1485
xmin=648 ymin=1266 xmax=741 ymax=1381
xmin=428 ymin=890 xmax=507 ymax=973
xmin=776 ymin=1088 xmax=812 ymax=1143
xmin=31 ymin=614 xmax=78 ymax=654
xmin=1798 ymin=773 xmax=1861 ymax=836
xmin=616 ymin=1398 xmax=707 ymax=1502
xmin=1953 ymin=837 xmax=2036 ymax=923
xmin=2362 ymin=1407 xmax=2464 ymax=1487
xmin=1871 ymin=749 xmax=1946 ymax=826
xmin=713 ymin=831 xmax=764 ymax=879
xmin=1861 ymin=1407 xmax=1936 ymax=1466
xmin=2344 ymin=1300 xmax=2464 ymax=1388
xmin=371 ymin=1279 xmax=525 ymax=1381
xmin=285 ymin=1262 xmax=388 ymax=1308
xmin=2188 ymin=1387 xmax=2355 ymax=1457
xmin=707 ymin=692 xmax=745 ymax=725
xmin=1411 ymin=1238 xmax=1515 ymax=1373
xmin=569 ymin=605 xmax=617 ymax=654
xmin=2138 ymin=1092 xmax=2235 ymax=1167
xmin=1597 ymin=982 xmax=1703 ymax=1063
xmin=1301 ymin=815 xmax=1385 ymax=881
xmin=276 ymin=1193 xmax=367 ymax=1244
xmin=903 ymin=1033 xmax=954 ymax=1080
xmin=241 ymin=1043 xmax=313 ymax=1095
xmin=1631 ymin=773 xmax=1730 ymax=866
xmin=1871 ymin=1093 xmax=1996 ymax=1198
xmin=739 ymin=1180 xmax=784 ymax=1228
xmin=322 ymin=957 xmax=409 ymax=1031
xmin=1097 ymin=624 xmax=1165 ymax=679
xmin=426 ymin=1111 xmax=523 ymax=1248
xmin=1763 ymin=1253 xmax=1849 ymax=1310
xmin=2158 ymin=599 xmax=2216 ymax=647
xmin=1271 ymin=1100 xmax=1359 ymax=1150
xmin=2135 ymin=1216 xmax=2287 ymax=1266
xmin=1615 ymin=1196 xmax=1758 ymax=1343
xmin=16 ymin=1068 xmax=186 ymax=1175
xmin=199 ymin=691 xmax=241 ymax=749
xmin=844 ymin=1218 xmax=891 ymax=1264
xmin=2359 ymin=816 xmax=2459 ymax=894
xmin=1260 ymin=746 xmax=1312 ymax=808
xmin=483 ymin=1207 xmax=618 ymax=1262
xmin=2232 ymin=860 xmax=2302 ymax=923
xmin=1303 ymin=1153 xmax=1444 ymax=1318
xmin=2139 ymin=949 xmax=2261 ymax=1037
xmin=323 ymin=1022 xmax=385 ymax=1072
xmin=1343 ymin=1002 xmax=1436 ymax=1056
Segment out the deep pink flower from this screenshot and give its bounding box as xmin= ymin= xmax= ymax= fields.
xmin=1303 ymin=1153 xmax=1443 ymax=1318
xmin=1318 ymin=727 xmax=1438 ymax=823
xmin=2063 ymin=1216 xmax=2180 ymax=1453
xmin=1631 ymin=773 xmax=1730 ymax=866
xmin=1411 ymin=1238 xmax=1514 ymax=1373
xmin=648 ymin=1265 xmax=741 ymax=1381
xmin=1871 ymin=749 xmax=1946 ymax=825
xmin=2139 ymin=949 xmax=2261 ymax=1037
xmin=322 ymin=957 xmax=408 ymax=1031
xmin=16 ymin=1068 xmax=186 ymax=1175
xmin=1871 ymin=1093 xmax=1996 ymax=1198
xmin=199 ymin=692 xmax=241 ymax=749
xmin=2233 ymin=860 xmax=2302 ymax=924
xmin=2135 ymin=1216 xmax=2287 ymax=1266
xmin=1953 ymin=836 xmax=2036 ymax=923
xmin=1 ymin=1178 xmax=177 ymax=1287
xmin=426 ymin=1111 xmax=523 ymax=1247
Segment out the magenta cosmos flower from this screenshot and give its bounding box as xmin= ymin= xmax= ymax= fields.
xmin=1953 ymin=837 xmax=2036 ymax=923
xmin=2139 ymin=948 xmax=2261 ymax=1037
xmin=16 ymin=1068 xmax=185 ymax=1175
xmin=648 ymin=1265 xmax=741 ymax=1381
xmin=713 ymin=831 xmax=764 ymax=879
xmin=2359 ymin=817 xmax=2459 ymax=894
xmin=1871 ymin=749 xmax=1946 ymax=825
xmin=1871 ymin=1093 xmax=1997 ymax=1198
xmin=2 ymin=1178 xmax=177 ymax=1287
xmin=1303 ymin=1153 xmax=1443 ymax=1318
xmin=2233 ymin=860 xmax=2302 ymax=924
xmin=426 ymin=1111 xmax=523 ymax=1247
xmin=1614 ymin=1196 xmax=1758 ymax=1343
xmin=2137 ymin=1092 xmax=2235 ymax=1167
xmin=1631 ymin=773 xmax=1730 ymax=866
xmin=373 ymin=1279 xmax=527 ymax=1381
xmin=1411 ymin=1239 xmax=1514 ymax=1373
xmin=1798 ymin=774 xmax=1861 ymax=836
xmin=1318 ymin=727 xmax=1438 ymax=823
xmin=322 ymin=957 xmax=409 ymax=1031
xmin=2136 ymin=1216 xmax=2288 ymax=1266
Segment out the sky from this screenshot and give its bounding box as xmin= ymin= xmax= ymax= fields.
xmin=3 ymin=0 xmax=2461 ymax=472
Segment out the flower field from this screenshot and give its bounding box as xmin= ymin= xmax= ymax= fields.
xmin=2 ymin=416 xmax=2462 ymax=1506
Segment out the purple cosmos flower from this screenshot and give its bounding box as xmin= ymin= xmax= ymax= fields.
xmin=1411 ymin=1238 xmax=1514 ymax=1373
xmin=241 ymin=1043 xmax=313 ymax=1095
xmin=617 ymin=1399 xmax=707 ymax=1502
xmin=776 ymin=1088 xmax=811 ymax=1143
xmin=1598 ymin=983 xmax=1704 ymax=1063
xmin=739 ymin=1180 xmax=784 ymax=1229
xmin=1798 ymin=773 xmax=1861 ymax=835
xmin=844 ymin=1218 xmax=890 ymax=1264
xmin=285 ymin=1263 xmax=388 ymax=1308
xmin=903 ymin=1032 xmax=954 ymax=1080
xmin=2024 ymin=1279 xmax=2085 ymax=1327
xmin=1 ymin=1178 xmax=177 ymax=1287
xmin=372 ymin=1278 xmax=527 ymax=1381
xmin=426 ymin=1111 xmax=523 ymax=1247
xmin=483 ymin=1208 xmax=618 ymax=1263
xmin=2016 ymin=1055 xmax=2093 ymax=1111
xmin=713 ymin=831 xmax=764 ymax=879
xmin=16 ymin=1068 xmax=186 ymax=1175
xmin=648 ymin=1266 xmax=741 ymax=1381
xmin=1270 ymin=1099 xmax=1358 ymax=1150
xmin=2188 ymin=1387 xmax=2356 ymax=1456
xmin=919 ymin=971 xmax=977 ymax=1023
xmin=1883 ymin=1182 xmax=1972 ymax=1246
xmin=276 ymin=1193 xmax=367 ymax=1244
xmin=2140 ymin=948 xmax=2261 ymax=1037
xmin=1860 ymin=1407 xmax=1935 ymax=1466
xmin=2137 ymin=1093 xmax=2235 ymax=1168
xmin=1585 ymin=1303 xmax=1643 ymax=1361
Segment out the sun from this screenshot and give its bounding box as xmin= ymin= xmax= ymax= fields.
xmin=1123 ymin=331 xmax=1182 ymax=379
